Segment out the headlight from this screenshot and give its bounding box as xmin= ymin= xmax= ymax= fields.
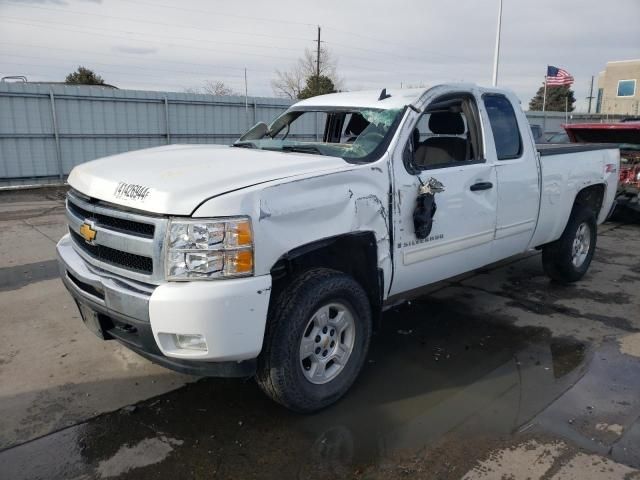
xmin=166 ymin=217 xmax=253 ymax=280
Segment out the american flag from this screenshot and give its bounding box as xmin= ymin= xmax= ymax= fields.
xmin=546 ymin=66 xmax=574 ymax=86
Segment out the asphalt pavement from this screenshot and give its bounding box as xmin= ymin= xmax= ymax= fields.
xmin=1 ymin=187 xmax=639 ymax=480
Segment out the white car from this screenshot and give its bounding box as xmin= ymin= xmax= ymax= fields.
xmin=57 ymin=84 xmax=619 ymax=412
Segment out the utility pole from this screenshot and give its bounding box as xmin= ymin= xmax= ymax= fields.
xmin=244 ymin=68 xmax=249 ymax=129
xmin=492 ymin=0 xmax=503 ymax=87
xmin=586 ymin=75 xmax=595 ymax=114
xmin=316 ymin=25 xmax=321 ymax=95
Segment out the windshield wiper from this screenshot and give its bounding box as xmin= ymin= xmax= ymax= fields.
xmin=281 ymin=145 xmax=322 ymax=154
xmin=232 ymin=142 xmax=257 ymax=149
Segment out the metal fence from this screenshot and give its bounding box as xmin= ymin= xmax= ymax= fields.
xmin=0 ymin=82 xmax=632 ymax=188
xmin=0 ymin=83 xmax=294 ymax=186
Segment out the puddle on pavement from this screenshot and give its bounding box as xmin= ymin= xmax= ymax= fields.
xmin=0 ymin=298 xmax=604 ymax=479
xmin=0 ymin=259 xmax=60 ymax=292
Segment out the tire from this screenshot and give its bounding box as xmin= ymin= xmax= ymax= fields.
xmin=256 ymin=268 xmax=372 ymax=413
xmin=542 ymin=205 xmax=597 ymax=284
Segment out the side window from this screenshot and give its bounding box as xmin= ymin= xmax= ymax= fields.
xmin=483 ymin=94 xmax=522 ymax=160
xmin=408 ymin=95 xmax=483 ymax=171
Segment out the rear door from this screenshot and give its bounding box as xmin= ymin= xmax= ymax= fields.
xmin=481 ymin=92 xmax=540 ymax=262
xmin=389 ymin=88 xmax=498 ymax=296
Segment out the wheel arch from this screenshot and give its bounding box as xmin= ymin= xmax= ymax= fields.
xmin=573 ymin=183 xmax=606 ymax=217
xmin=269 ymin=231 xmax=384 ymax=320
xmin=533 ymin=182 xmax=606 ymax=250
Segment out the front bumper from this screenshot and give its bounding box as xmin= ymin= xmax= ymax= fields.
xmin=56 ymin=234 xmax=272 ymax=377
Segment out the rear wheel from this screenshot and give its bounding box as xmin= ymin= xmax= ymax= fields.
xmin=256 ymin=268 xmax=372 ymax=413
xmin=542 ymin=205 xmax=597 ymax=283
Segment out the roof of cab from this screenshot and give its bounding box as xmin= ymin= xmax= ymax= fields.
xmin=292 ymin=87 xmax=428 ymax=110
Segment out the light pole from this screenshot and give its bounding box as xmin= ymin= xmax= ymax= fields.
xmin=492 ymin=0 xmax=503 ymax=87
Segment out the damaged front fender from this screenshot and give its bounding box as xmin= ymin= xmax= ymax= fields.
xmin=190 ymin=157 xmax=393 ymax=299
xmin=256 ymin=167 xmax=392 ymax=292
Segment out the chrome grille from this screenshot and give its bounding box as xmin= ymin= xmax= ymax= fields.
xmin=66 ymin=190 xmax=167 ymax=284
xmin=69 ymin=230 xmax=153 ymax=274
xmin=67 ymin=200 xmax=155 ymax=238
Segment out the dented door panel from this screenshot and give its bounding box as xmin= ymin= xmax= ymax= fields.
xmin=389 ymin=163 xmax=497 ymax=296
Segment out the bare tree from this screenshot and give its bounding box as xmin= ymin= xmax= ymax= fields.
xmin=271 ymin=68 xmax=305 ymax=99
xmin=184 ymin=80 xmax=237 ymax=96
xmin=202 ymin=80 xmax=236 ymax=96
xmin=272 ymin=46 xmax=343 ymax=99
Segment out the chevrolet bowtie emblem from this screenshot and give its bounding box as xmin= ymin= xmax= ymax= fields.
xmin=79 ymin=222 xmax=97 ymax=243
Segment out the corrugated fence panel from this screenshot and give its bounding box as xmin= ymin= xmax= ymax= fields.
xmin=1 ymin=137 xmax=59 ymax=178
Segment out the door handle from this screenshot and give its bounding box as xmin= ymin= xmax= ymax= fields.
xmin=470 ymin=181 xmax=493 ymax=191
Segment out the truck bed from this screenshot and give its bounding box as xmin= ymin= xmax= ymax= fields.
xmin=536 ymin=143 xmax=616 ymax=156
xmin=529 ymin=142 xmax=620 ymax=248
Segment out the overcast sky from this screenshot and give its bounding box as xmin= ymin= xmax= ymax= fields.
xmin=1 ymin=0 xmax=638 ymax=111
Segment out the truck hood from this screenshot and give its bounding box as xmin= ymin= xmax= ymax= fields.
xmin=68 ymin=144 xmax=349 ymax=215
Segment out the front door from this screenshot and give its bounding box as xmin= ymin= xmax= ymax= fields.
xmin=389 ymin=89 xmax=498 ymax=297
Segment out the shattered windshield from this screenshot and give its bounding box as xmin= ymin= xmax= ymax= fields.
xmin=233 ymin=107 xmax=404 ymax=162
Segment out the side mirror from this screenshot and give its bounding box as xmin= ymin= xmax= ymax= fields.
xmin=238 ymin=122 xmax=268 ymax=141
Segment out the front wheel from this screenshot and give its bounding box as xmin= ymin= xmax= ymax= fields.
xmin=256 ymin=268 xmax=372 ymax=413
xmin=542 ymin=205 xmax=597 ymax=283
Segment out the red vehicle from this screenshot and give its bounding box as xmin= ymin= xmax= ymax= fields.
xmin=563 ymin=121 xmax=640 ymax=216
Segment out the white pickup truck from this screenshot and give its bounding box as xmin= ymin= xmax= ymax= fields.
xmin=57 ymin=84 xmax=619 ymax=412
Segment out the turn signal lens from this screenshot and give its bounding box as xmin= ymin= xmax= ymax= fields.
xmin=225 ymin=249 xmax=253 ymax=275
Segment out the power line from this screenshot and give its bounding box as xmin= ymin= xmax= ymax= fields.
xmin=0 ymin=42 xmax=274 ymax=74
xmin=323 ymin=26 xmax=433 ymax=55
xmin=0 ymin=66 xmax=223 ymax=90
xmin=116 ymin=0 xmax=468 ymax=63
xmin=1 ymin=2 xmax=465 ymax=68
xmin=0 ymin=63 xmax=285 ymax=94
xmin=0 ymin=2 xmax=313 ymax=45
xmin=1 ymin=20 xmax=427 ymax=75
xmin=324 ymin=39 xmax=473 ymax=64
xmin=0 ymin=14 xmax=311 ymax=46
xmin=0 ymin=53 xmax=277 ymax=83
xmin=1 ymin=19 xmax=304 ymax=60
xmin=0 ymin=61 xmax=249 ymax=86
xmin=2 ymin=18 xmax=416 ymax=72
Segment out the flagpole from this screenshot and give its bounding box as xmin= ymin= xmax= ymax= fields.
xmin=491 ymin=0 xmax=503 ymax=86
xmin=542 ymin=69 xmax=548 ymax=134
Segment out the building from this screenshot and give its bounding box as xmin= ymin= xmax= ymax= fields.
xmin=596 ymin=59 xmax=640 ymax=115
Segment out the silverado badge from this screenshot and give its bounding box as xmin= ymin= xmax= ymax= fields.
xmin=79 ymin=222 xmax=97 ymax=244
